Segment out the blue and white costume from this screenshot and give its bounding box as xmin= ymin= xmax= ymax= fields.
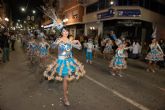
xmin=109 ymin=46 xmax=127 ymax=69
xmin=86 ymin=41 xmax=94 ymax=61
xmin=27 ymin=41 xmax=38 ymax=56
xmin=44 ymin=39 xmax=85 ymax=81
xmin=145 ymin=43 xmax=164 ymax=61
xmin=39 ymin=42 xmax=49 ymax=57
xmin=42 ymin=6 xmax=85 ymax=81
xmin=103 ymin=42 xmax=113 ymax=54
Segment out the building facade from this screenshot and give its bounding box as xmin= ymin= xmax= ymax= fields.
xmin=42 ymin=0 xmax=85 ymax=38
xmin=42 ymin=0 xmax=165 ymax=41
xmin=62 ymin=0 xmax=84 ymax=38
xmin=41 ymin=0 xmax=60 ymax=34
xmin=83 ymin=0 xmax=165 ymax=41
xmin=0 ymin=0 xmax=8 ymax=29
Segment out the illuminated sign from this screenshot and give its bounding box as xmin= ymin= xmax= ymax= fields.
xmin=97 ymin=9 xmax=115 ymax=20
xmin=117 ymin=9 xmax=141 ymax=17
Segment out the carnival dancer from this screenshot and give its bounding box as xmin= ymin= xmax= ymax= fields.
xmin=103 ymin=39 xmax=114 ymax=60
xmin=85 ymin=39 xmax=94 ymax=64
xmin=42 ymin=6 xmax=85 ymax=106
xmin=46 ymin=29 xmax=85 ymax=106
xmin=27 ymin=37 xmax=38 ymax=64
xmin=109 ymin=42 xmax=128 ymax=77
xmin=38 ymin=38 xmax=50 ymax=66
xmin=37 ymin=30 xmax=46 ymax=39
xmin=145 ymin=38 xmax=164 ymax=72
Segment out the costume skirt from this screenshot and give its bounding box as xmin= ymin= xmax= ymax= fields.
xmin=145 ymin=49 xmax=164 ymax=61
xmin=43 ymin=57 xmax=85 ymax=81
xmin=109 ymin=56 xmax=127 ymax=70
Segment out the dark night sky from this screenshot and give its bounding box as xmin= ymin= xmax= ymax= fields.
xmin=3 ymin=0 xmax=165 ymax=23
xmin=4 ymin=0 xmax=44 ymax=22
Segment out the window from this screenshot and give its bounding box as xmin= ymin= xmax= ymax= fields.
xmin=72 ymin=10 xmax=79 ymax=19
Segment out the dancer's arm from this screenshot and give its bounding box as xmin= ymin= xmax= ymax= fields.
xmin=71 ymin=40 xmax=82 ymax=50
xmin=51 ymin=38 xmax=61 ymax=48
xmin=46 ymin=42 xmax=50 ymax=49
xmin=157 ymin=43 xmax=164 ymax=55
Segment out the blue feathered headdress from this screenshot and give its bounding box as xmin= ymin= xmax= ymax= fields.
xmin=42 ymin=6 xmax=64 ymax=33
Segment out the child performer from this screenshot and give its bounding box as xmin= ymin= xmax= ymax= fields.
xmin=38 ymin=38 xmax=50 ymax=67
xmin=86 ymin=39 xmax=94 ymax=64
xmin=109 ymin=42 xmax=128 ymax=77
xmin=145 ymin=38 xmax=164 ymax=72
xmin=27 ymin=37 xmax=38 ymax=64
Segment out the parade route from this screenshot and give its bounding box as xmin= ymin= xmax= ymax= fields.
xmin=0 ymin=41 xmax=165 ymax=110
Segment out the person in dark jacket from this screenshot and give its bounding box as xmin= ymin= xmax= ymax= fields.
xmin=158 ymin=39 xmax=165 ymax=69
xmin=0 ymin=33 xmax=3 ymax=62
xmin=1 ymin=31 xmax=10 ymax=63
xmin=11 ymin=32 xmax=16 ymax=51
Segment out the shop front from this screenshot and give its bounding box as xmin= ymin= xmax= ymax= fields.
xmin=65 ymin=24 xmax=84 ymax=39
xmin=84 ymin=22 xmax=103 ymax=39
xmin=103 ymin=19 xmax=153 ymax=42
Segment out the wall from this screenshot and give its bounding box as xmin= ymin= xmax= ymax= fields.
xmin=63 ymin=0 xmax=84 ymax=25
xmin=64 ymin=0 xmax=79 ymax=10
xmin=84 ymin=0 xmax=98 ymax=5
xmin=157 ymin=25 xmax=165 ymax=40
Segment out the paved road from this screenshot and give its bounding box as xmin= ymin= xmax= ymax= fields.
xmin=0 ymin=41 xmax=165 ymax=110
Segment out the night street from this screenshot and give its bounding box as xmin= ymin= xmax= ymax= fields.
xmin=1 ymin=0 xmax=165 ymax=109
xmin=0 ymin=41 xmax=165 ymax=110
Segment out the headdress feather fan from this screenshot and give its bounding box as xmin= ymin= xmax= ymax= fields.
xmin=41 ymin=6 xmax=64 ymax=31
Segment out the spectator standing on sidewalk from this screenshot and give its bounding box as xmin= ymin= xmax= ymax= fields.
xmin=0 ymin=32 xmax=3 ymax=62
xmin=1 ymin=31 xmax=11 ymax=63
xmin=11 ymin=32 xmax=16 ymax=51
xmin=158 ymin=39 xmax=165 ymax=69
xmin=141 ymin=41 xmax=148 ymax=60
xmin=79 ymin=35 xmax=84 ymax=49
xmin=131 ymin=41 xmax=141 ymax=59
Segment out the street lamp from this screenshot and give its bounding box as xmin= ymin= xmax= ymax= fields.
xmin=110 ymin=1 xmax=114 ymax=5
xmin=4 ymin=17 xmax=9 ymax=22
xmin=63 ymin=18 xmax=69 ymax=22
xmin=21 ymin=7 xmax=26 ymax=12
xmin=32 ymin=10 xmax=36 ymax=14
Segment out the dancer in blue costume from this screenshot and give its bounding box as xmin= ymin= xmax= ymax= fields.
xmin=145 ymin=38 xmax=164 ymax=72
xmin=27 ymin=37 xmax=38 ymax=63
xmin=44 ymin=28 xmax=85 ymax=106
xmin=103 ymin=39 xmax=114 ymax=60
xmin=85 ymin=39 xmax=94 ymax=64
xmin=42 ymin=6 xmax=86 ymax=106
xmin=39 ymin=38 xmax=50 ymax=66
xmin=109 ymin=42 xmax=128 ymax=77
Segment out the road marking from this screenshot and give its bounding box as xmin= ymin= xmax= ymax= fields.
xmin=85 ymin=75 xmax=150 ymax=110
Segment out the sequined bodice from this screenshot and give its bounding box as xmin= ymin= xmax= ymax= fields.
xmin=58 ymin=42 xmax=72 ymax=57
xmin=150 ymin=44 xmax=158 ymax=52
xmin=40 ymin=42 xmax=47 ymax=49
xmin=29 ymin=42 xmax=36 ymax=49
